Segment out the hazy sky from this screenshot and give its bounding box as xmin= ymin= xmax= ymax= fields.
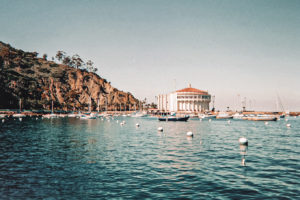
xmin=1 ymin=0 xmax=299 ymax=111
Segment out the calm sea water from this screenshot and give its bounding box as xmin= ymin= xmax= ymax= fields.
xmin=0 ymin=116 xmax=299 ymax=199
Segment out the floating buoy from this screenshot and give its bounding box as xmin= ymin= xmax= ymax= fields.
xmin=200 ymin=118 xmax=202 ymax=122
xmin=136 ymin=123 xmax=140 ymax=127
xmin=227 ymin=120 xmax=231 ymax=124
xmin=2 ymin=119 xmax=4 ymax=123
xmin=278 ymin=118 xmax=281 ymax=121
xmin=209 ymin=119 xmax=212 ymax=122
xmin=157 ymin=127 xmax=163 ymax=132
xmin=19 ymin=118 xmax=22 ymax=121
xmin=186 ymin=131 xmax=193 ymax=137
xmin=265 ymin=122 xmax=268 ymax=125
xmin=294 ymin=116 xmax=297 ymax=118
xmin=286 ymin=124 xmax=291 ymax=127
xmin=120 ymin=122 xmax=124 ymax=126
xmin=239 ymin=137 xmax=248 ymax=145
xmin=122 ymin=121 xmax=126 ymax=124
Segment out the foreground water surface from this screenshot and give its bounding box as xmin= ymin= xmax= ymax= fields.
xmin=0 ymin=116 xmax=299 ymax=199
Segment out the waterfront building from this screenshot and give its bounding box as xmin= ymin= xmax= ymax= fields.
xmin=157 ymin=84 xmax=212 ymax=113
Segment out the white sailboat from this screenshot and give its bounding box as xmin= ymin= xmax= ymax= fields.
xmin=13 ymin=99 xmax=26 ymax=118
xmin=80 ymin=96 xmax=97 ymax=119
xmin=43 ymin=101 xmax=57 ymax=118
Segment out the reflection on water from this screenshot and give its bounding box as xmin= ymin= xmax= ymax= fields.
xmin=240 ymin=144 xmax=248 ymax=166
xmin=0 ymin=116 xmax=299 ymax=199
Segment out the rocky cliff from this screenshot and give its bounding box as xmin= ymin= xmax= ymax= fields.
xmin=0 ymin=41 xmax=140 ymax=111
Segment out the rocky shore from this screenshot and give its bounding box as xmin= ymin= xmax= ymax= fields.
xmin=0 ymin=41 xmax=140 ymax=111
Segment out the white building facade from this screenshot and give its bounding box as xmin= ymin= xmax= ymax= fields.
xmin=157 ymin=84 xmax=211 ymax=113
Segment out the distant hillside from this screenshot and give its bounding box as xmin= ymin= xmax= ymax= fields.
xmin=0 ymin=41 xmax=140 ymax=111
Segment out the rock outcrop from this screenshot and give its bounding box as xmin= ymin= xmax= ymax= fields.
xmin=0 ymin=41 xmax=140 ymax=111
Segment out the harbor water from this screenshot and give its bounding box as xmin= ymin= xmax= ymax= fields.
xmin=0 ymin=116 xmax=299 ymax=199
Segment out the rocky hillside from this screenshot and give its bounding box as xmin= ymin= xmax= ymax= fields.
xmin=0 ymin=41 xmax=140 ymax=111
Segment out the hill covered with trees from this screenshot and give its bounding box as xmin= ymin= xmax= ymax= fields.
xmin=0 ymin=41 xmax=140 ymax=111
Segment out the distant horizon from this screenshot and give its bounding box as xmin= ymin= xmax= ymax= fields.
xmin=1 ymin=0 xmax=299 ymax=111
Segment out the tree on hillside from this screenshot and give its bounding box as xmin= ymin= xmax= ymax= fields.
xmin=43 ymin=54 xmax=47 ymax=61
xmin=86 ymin=60 xmax=94 ymax=72
xmin=55 ymin=51 xmax=66 ymax=62
xmin=62 ymin=56 xmax=72 ymax=66
xmin=72 ymin=54 xmax=83 ymax=69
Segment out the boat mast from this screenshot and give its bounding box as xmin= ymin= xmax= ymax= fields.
xmin=97 ymin=95 xmax=100 ymax=113
xmin=19 ymin=98 xmax=22 ymax=113
xmin=88 ymin=96 xmax=91 ymax=113
xmin=51 ymin=100 xmax=54 ymax=114
xmin=105 ymin=97 xmax=108 ymax=113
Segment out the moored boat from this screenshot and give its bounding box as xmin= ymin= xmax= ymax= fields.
xmin=158 ymin=116 xmax=189 ymax=122
xmin=247 ymin=115 xmax=277 ymax=121
xmin=216 ymin=112 xmax=233 ymax=119
xmin=198 ymin=113 xmax=216 ymax=119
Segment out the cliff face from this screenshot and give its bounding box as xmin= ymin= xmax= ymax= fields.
xmin=0 ymin=41 xmax=140 ymax=111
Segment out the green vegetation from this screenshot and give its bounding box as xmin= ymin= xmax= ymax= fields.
xmin=55 ymin=51 xmax=98 ymax=73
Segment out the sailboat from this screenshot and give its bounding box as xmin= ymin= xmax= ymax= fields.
xmin=80 ymin=96 xmax=97 ymax=119
xmin=43 ymin=101 xmax=57 ymax=118
xmin=13 ymin=99 xmax=26 ymax=118
xmin=276 ymin=93 xmax=286 ymax=118
xmin=131 ymin=102 xmax=148 ymax=117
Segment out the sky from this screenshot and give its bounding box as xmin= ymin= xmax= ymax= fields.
xmin=0 ymin=0 xmax=299 ymax=111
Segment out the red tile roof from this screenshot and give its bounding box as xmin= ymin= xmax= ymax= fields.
xmin=176 ymin=87 xmax=208 ymax=94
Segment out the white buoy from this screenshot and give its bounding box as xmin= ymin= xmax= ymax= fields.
xmin=286 ymin=124 xmax=291 ymax=127
xmin=157 ymin=127 xmax=163 ymax=132
xmin=122 ymin=121 xmax=126 ymax=124
xmin=186 ymin=131 xmax=193 ymax=137
xmin=239 ymin=137 xmax=248 ymax=145
xmin=19 ymin=118 xmax=22 ymax=121
xmin=120 ymin=122 xmax=124 ymax=126
xmin=209 ymin=119 xmax=212 ymax=122
xmin=2 ymin=119 xmax=4 ymax=123
xmin=265 ymin=122 xmax=268 ymax=125
xmin=136 ymin=123 xmax=140 ymax=127
xmin=227 ymin=120 xmax=231 ymax=124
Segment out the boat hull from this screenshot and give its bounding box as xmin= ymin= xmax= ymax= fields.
xmin=158 ymin=116 xmax=189 ymax=122
xmin=247 ymin=117 xmax=277 ymax=121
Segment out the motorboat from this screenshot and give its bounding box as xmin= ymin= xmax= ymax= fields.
xmin=216 ymin=112 xmax=233 ymax=119
xmin=232 ymin=113 xmax=244 ymax=119
xmin=158 ymin=115 xmax=189 ymax=122
xmin=247 ymin=115 xmax=277 ymax=121
xmin=80 ymin=113 xmax=97 ymax=119
xmin=43 ymin=113 xmax=57 ymax=118
xmin=12 ymin=113 xmax=26 ymax=118
xmin=198 ymin=113 xmax=216 ymax=119
xmin=0 ymin=114 xmax=6 ymax=119
xmin=131 ymin=111 xmax=148 ymax=118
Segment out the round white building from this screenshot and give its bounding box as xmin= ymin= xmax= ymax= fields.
xmin=157 ymin=84 xmax=211 ymax=113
